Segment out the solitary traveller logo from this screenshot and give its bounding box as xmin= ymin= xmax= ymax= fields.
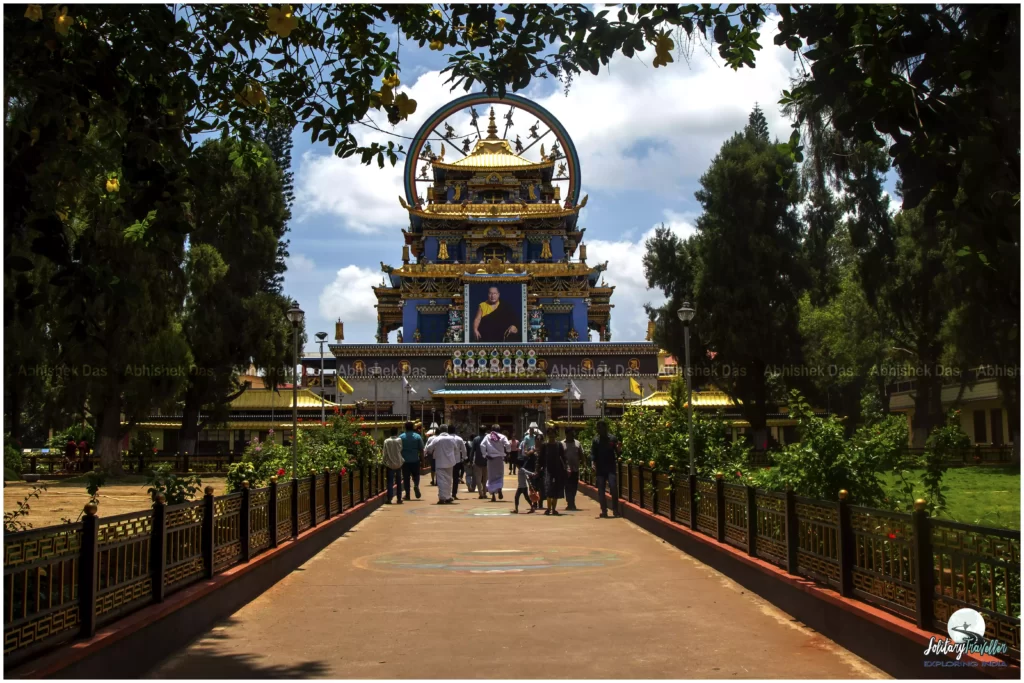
xmin=922 ymin=608 xmax=1009 ymax=665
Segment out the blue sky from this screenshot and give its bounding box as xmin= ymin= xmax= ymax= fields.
xmin=282 ymin=18 xmax=896 ymax=353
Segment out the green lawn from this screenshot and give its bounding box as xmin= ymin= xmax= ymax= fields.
xmin=880 ymin=466 xmax=1020 ymax=530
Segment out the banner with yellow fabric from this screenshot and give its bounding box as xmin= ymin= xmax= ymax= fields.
xmin=629 ymin=377 xmax=642 ymax=396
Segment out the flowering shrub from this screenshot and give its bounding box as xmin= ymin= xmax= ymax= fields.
xmin=227 ymin=434 xmax=294 ymax=491
xmin=147 ymin=463 xmax=202 ymax=505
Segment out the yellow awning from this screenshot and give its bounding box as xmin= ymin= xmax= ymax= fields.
xmin=229 ymin=388 xmax=340 ymax=410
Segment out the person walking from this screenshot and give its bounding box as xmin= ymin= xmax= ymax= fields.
xmin=382 ymin=427 xmax=404 ymax=504
xmin=512 ymin=447 xmax=538 ymax=514
xmin=450 ymin=432 xmax=467 ymax=501
xmin=562 ymin=427 xmax=582 ymax=511
xmin=537 ymin=428 xmax=567 ymax=515
xmin=464 ymin=431 xmax=477 ymax=493
xmin=591 ymin=420 xmax=621 ymax=518
xmin=508 ymin=435 xmax=520 ymax=475
xmin=520 ymin=423 xmax=543 ymax=506
xmin=425 ymin=427 xmax=437 ymax=487
xmin=399 ymin=421 xmax=423 ymax=500
xmin=472 ymin=425 xmax=488 ymax=499
xmin=425 ymin=424 xmax=461 ymax=504
xmin=481 ymin=424 xmax=510 ymax=502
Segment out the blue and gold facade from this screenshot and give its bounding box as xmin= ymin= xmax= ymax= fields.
xmin=330 ymin=93 xmax=656 ymax=432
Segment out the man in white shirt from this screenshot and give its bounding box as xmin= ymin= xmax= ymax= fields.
xmin=425 ymin=425 xmax=463 ymax=504
xmin=481 ymin=424 xmax=511 ymax=502
xmin=382 ymin=427 xmax=405 ymax=504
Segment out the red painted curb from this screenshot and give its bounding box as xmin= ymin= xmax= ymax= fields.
xmin=12 ymin=491 xmax=385 ymax=679
xmin=579 ymin=481 xmax=1019 ymax=678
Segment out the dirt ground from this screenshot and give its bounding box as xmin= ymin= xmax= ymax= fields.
xmin=3 ymin=475 xmax=229 ymax=528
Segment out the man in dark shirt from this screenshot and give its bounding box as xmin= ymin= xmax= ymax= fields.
xmin=590 ymin=420 xmax=621 ymax=518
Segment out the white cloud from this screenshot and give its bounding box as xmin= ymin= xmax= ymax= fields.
xmin=586 ymin=210 xmax=697 ymax=341
xmin=318 ymin=265 xmax=381 ymax=323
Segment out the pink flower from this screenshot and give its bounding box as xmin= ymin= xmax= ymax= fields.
xmin=152 ymin=447 xmax=157 ymax=453
xmin=887 ymin=532 xmax=896 ymax=540
xmin=277 ymin=468 xmax=286 ymax=477
xmin=341 ymin=468 xmax=347 ymax=475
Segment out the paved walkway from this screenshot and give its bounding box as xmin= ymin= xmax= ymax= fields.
xmin=150 ymin=474 xmax=886 ymax=679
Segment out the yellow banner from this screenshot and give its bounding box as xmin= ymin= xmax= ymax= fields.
xmin=629 ymin=377 xmax=642 ymax=396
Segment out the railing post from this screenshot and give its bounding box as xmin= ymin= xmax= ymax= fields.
xmin=151 ymin=493 xmax=167 ymax=603
xmin=240 ymin=481 xmax=251 ymax=562
xmin=785 ymin=488 xmax=799 ymax=575
xmin=838 ymin=489 xmax=854 ymax=597
xmin=688 ymin=474 xmax=698 ymax=531
xmin=626 ymin=463 xmax=633 ymax=503
xmin=268 ymin=476 xmax=279 ymax=548
xmin=669 ymin=474 xmax=676 ymax=520
xmin=184 ymin=450 xmax=190 ymax=473
xmin=30 ymin=455 xmax=37 ymax=474
xmin=201 ymin=485 xmax=215 ymax=578
xmin=79 ymin=502 xmax=99 ymax=638
xmin=291 ymin=478 xmax=299 ymax=539
xmin=324 ymin=468 xmax=332 ymax=519
xmin=715 ymin=473 xmax=725 ymax=543
xmin=746 ymin=486 xmax=757 ymax=558
xmin=651 ymin=470 xmax=658 ymax=515
xmin=912 ymin=498 xmax=934 ymax=629
xmin=309 ymin=472 xmax=318 ymax=527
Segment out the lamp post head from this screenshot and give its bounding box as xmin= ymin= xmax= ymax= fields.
xmin=286 ymin=303 xmax=305 ymax=326
xmin=677 ymin=302 xmax=695 ymax=324
xmin=315 ymin=331 xmax=328 ymax=342
xmin=597 ymin=363 xmax=608 ymax=376
xmin=369 ymin=365 xmax=381 ymax=377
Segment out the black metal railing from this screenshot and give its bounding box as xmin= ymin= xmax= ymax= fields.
xmin=581 ymin=462 xmax=1021 ymax=660
xmin=3 ymin=465 xmax=387 ymax=668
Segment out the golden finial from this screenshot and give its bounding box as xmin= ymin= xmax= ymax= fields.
xmin=839 ymin=489 xmax=848 ymax=500
xmin=242 ymin=481 xmax=250 ymax=489
xmin=914 ymin=498 xmax=927 ymax=511
xmin=204 ymin=485 xmax=215 ymax=495
xmin=486 ymin=107 xmax=498 ymax=139
xmin=540 ymin=143 xmax=546 ymax=159
xmin=84 ymin=502 xmax=98 ymax=516
xmin=154 ymin=493 xmax=166 ymax=504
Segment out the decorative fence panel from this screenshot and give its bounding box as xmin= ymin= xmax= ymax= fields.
xmin=930 ymin=519 xmax=1021 ymax=656
xmin=695 ymin=480 xmax=718 ymax=538
xmin=794 ymin=497 xmax=841 ymax=589
xmin=656 ymin=475 xmax=672 ymax=518
xmin=249 ymin=489 xmax=271 ymax=556
xmin=722 ymin=484 xmax=748 ymax=551
xmin=95 ymin=511 xmax=154 ymax=626
xmin=164 ymin=502 xmax=204 ymax=595
xmin=276 ymin=482 xmax=292 ymax=541
xmin=753 ymin=491 xmax=787 ymax=569
xmin=640 ymin=469 xmax=655 ymax=512
xmin=297 ymin=479 xmax=312 ymax=532
xmin=354 ymin=469 xmax=363 ymax=504
xmin=618 ymin=464 xmax=628 ymax=499
xmin=329 ymin=475 xmax=340 ymax=515
xmin=341 ymin=471 xmax=352 ymax=509
xmin=212 ymin=494 xmax=243 ymax=573
xmin=4 ymin=524 xmax=82 ymax=659
xmin=629 ymin=467 xmax=641 ymax=506
xmin=849 ymin=506 xmax=916 ymax=618
xmin=671 ymin=478 xmax=691 ymax=526
xmin=314 ymin=475 xmax=327 ymax=524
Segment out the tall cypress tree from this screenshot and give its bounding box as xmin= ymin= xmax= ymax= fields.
xmin=747 ymin=103 xmax=770 ymax=142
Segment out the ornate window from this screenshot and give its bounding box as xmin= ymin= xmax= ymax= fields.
xmin=480 ymin=244 xmax=506 ymax=262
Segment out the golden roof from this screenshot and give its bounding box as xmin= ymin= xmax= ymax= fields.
xmin=433 ymin=108 xmax=552 ymax=172
xmin=625 ymin=389 xmax=737 ymax=409
xmin=409 ymin=202 xmax=576 ymax=219
xmin=229 ymin=388 xmax=342 ymax=410
xmin=392 ymin=261 xmax=596 ymax=278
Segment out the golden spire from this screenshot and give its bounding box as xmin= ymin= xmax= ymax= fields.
xmin=486 ymin=107 xmax=499 ymax=139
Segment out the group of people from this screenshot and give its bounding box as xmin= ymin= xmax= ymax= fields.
xmin=381 ymin=419 xmax=623 ymax=518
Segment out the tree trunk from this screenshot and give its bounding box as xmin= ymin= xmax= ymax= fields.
xmin=998 ymin=375 xmax=1020 ymax=462
xmin=96 ymin=392 xmax=124 ymax=475
xmin=911 ymin=371 xmax=944 ymax=448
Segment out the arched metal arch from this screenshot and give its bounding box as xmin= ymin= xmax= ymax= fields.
xmin=403 ymin=92 xmax=581 ymax=205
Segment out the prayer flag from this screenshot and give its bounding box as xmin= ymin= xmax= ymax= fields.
xmin=629 ymin=376 xmax=642 ymax=396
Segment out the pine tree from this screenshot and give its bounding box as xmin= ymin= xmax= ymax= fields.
xmin=746 ymin=103 xmax=770 ymax=142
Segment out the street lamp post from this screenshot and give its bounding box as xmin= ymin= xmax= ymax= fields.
xmin=370 ymin=365 xmax=381 ymax=442
xmin=598 ymin=362 xmax=608 ymax=418
xmin=315 ymin=332 xmax=328 ymax=423
xmin=286 ymin=303 xmax=305 ymax=479
xmin=677 ymin=302 xmax=696 ymax=476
